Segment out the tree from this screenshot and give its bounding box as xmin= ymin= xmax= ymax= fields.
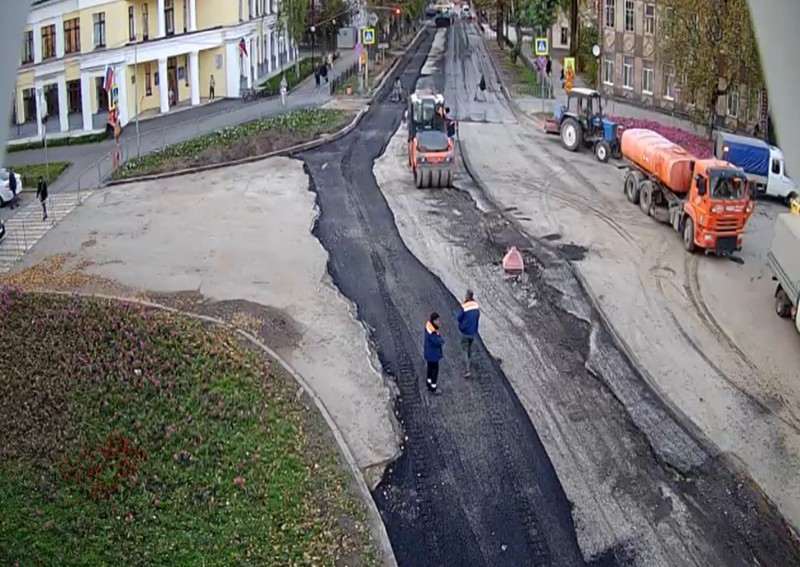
xmin=277 ymin=0 xmax=309 ymax=77
xmin=318 ymin=0 xmax=349 ymax=52
xmin=661 ymin=0 xmax=764 ymax=136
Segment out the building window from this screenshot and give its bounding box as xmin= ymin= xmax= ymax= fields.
xmin=623 ymin=57 xmax=633 ymax=89
xmin=66 ymin=79 xmax=81 ymax=113
xmin=165 ymin=0 xmax=175 ymax=35
xmin=663 ymin=65 xmax=675 ymax=100
xmin=560 ymin=26 xmax=568 ymax=46
xmin=603 ymin=57 xmax=614 ymax=85
xmin=64 ymin=18 xmax=80 ymax=53
xmin=21 ymin=30 xmax=34 ymax=64
xmin=624 ymin=0 xmax=634 ymax=32
xmin=642 ymin=61 xmax=654 ymax=94
xmin=93 ymin=13 xmax=106 ymax=48
xmin=727 ymin=90 xmax=739 ymax=118
xmin=128 ymin=6 xmax=136 ymax=40
xmin=644 ymin=3 xmax=655 ymax=35
xmin=23 ymin=88 xmax=36 ymax=122
xmin=145 ymin=63 xmax=152 ymax=96
xmin=604 ymin=0 xmax=615 ymax=28
xmin=142 ymin=3 xmax=149 ymax=40
xmin=41 ymin=24 xmax=56 ymax=59
xmin=182 ymin=0 xmax=187 ymax=32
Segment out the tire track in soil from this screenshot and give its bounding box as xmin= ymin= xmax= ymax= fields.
xmin=299 ymin=28 xmax=587 ymax=567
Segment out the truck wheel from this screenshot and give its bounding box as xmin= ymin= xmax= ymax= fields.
xmin=776 ymin=287 xmax=793 ymax=318
xmin=683 ymin=217 xmax=696 ymax=253
xmin=639 ymin=181 xmax=653 ymax=216
xmin=787 ymin=191 xmax=798 ymax=207
xmin=560 ymin=118 xmax=582 ymax=152
xmin=624 ymin=171 xmax=641 ymax=205
xmin=595 ymin=140 xmax=611 ymax=163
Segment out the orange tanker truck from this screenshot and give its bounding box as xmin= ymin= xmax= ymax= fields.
xmin=620 ymin=128 xmax=754 ymax=254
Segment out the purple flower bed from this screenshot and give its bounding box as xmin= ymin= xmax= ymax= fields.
xmin=609 ymin=116 xmax=713 ymax=159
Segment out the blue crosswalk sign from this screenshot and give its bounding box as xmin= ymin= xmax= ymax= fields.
xmin=534 ymin=37 xmax=549 ymax=56
xmin=362 ymin=27 xmax=376 ymax=45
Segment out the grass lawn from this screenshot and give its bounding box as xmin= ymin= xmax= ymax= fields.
xmin=0 ymin=288 xmax=376 ymax=566
xmin=8 ymin=161 xmax=71 ymax=188
xmin=112 ymin=108 xmax=352 ymax=179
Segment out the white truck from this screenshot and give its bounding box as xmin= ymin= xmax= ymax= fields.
xmin=714 ymin=132 xmax=798 ymax=205
xmin=769 ymin=212 xmax=800 ymax=333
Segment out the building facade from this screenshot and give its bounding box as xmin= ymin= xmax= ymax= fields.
xmin=595 ymin=0 xmax=765 ymax=133
xmin=12 ymin=0 xmax=297 ymax=139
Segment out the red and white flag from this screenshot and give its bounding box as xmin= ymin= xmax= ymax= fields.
xmin=238 ymin=38 xmax=248 ymax=57
xmin=103 ymin=65 xmax=114 ymax=91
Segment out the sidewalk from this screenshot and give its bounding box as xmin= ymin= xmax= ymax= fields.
xmin=6 ymin=50 xmax=361 ymax=196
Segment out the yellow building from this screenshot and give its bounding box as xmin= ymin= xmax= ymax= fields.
xmin=12 ymin=0 xmax=296 ymax=140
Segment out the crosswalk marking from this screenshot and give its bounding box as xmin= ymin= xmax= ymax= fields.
xmin=0 ymin=191 xmax=93 ymax=273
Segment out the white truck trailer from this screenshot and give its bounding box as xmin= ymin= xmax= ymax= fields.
xmin=769 ymin=212 xmax=800 ymax=333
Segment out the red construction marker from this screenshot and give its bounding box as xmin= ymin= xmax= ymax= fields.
xmin=502 ymin=246 xmax=524 ymax=274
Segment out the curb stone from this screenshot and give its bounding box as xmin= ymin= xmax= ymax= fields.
xmin=27 ymin=289 xmax=399 ymax=567
xmin=105 ymin=107 xmax=368 ymax=186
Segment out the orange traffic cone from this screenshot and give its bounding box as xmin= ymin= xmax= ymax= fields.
xmin=502 ymin=246 xmax=524 ymax=274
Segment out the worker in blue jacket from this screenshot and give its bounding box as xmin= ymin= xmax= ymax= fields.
xmin=423 ymin=312 xmax=445 ymax=395
xmin=455 ymin=289 xmax=480 ymax=378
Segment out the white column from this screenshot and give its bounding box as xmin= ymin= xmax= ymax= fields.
xmin=189 ymin=50 xmax=200 ymax=105
xmin=265 ymin=31 xmax=272 ymax=73
xmin=55 ymin=16 xmax=65 ymax=58
xmin=116 ymin=66 xmax=129 ymax=126
xmin=247 ymin=39 xmax=253 ymax=87
xmin=33 ymin=24 xmax=42 ymax=63
xmin=189 ymin=0 xmax=197 ymax=31
xmin=225 ymin=41 xmax=240 ymax=97
xmin=81 ymin=72 xmax=93 ymax=131
xmin=157 ymin=0 xmax=166 ymax=37
xmin=158 ymin=57 xmax=169 ymax=112
xmin=35 ymin=86 xmax=43 ymax=139
xmin=57 ymin=75 xmax=68 ymax=132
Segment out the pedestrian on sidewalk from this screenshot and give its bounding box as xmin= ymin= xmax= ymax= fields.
xmin=455 ymin=290 xmax=480 ymax=378
xmin=424 ymin=312 xmax=445 ymax=395
xmin=314 ymin=68 xmax=321 ymax=92
xmin=321 ymin=63 xmax=329 ymax=84
xmin=7 ymin=166 xmax=17 ymax=209
xmin=36 ymin=176 xmax=48 ymax=222
xmin=474 ymin=74 xmax=487 ymax=102
xmin=279 ymin=74 xmax=288 ymax=106
xmin=209 ymin=74 xmax=216 ymax=101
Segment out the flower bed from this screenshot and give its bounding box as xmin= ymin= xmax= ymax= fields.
xmin=112 ymin=108 xmax=351 ymax=179
xmin=0 ymin=288 xmax=375 ymax=566
xmin=608 ymin=116 xmax=713 ymax=158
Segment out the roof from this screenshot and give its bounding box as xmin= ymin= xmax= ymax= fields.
xmin=568 ymin=87 xmax=600 ymax=97
xmin=717 ymin=131 xmax=770 ymax=150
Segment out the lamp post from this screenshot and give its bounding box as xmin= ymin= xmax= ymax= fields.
xmin=310 ymin=25 xmax=316 ymax=68
xmin=133 ymin=34 xmax=141 ymax=158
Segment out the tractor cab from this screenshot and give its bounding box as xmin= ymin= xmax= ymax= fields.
xmin=406 ymin=91 xmax=454 ymax=188
xmin=544 ymin=87 xmax=623 ymax=162
xmin=407 ymin=92 xmax=447 ymax=141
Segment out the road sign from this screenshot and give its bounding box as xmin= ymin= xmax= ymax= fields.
xmin=362 ymin=27 xmax=376 ymax=45
xmin=368 ymin=11 xmax=379 ymax=26
xmin=534 ymin=37 xmax=549 ymax=56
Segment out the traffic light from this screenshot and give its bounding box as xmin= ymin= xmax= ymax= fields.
xmin=393 ymin=6 xmax=401 ymax=15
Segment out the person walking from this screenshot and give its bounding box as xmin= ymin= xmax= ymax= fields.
xmin=7 ymin=166 xmax=17 ymax=209
xmin=279 ymin=74 xmax=288 ymax=106
xmin=455 ymin=290 xmax=480 ymax=378
xmin=36 ymin=175 xmax=48 ymax=221
xmin=320 ymin=62 xmax=328 ymax=85
xmin=209 ymin=74 xmax=216 ymax=101
xmin=314 ymin=68 xmax=321 ymax=92
xmin=423 ymin=312 xmax=445 ymax=395
xmin=474 ymin=74 xmax=487 ymax=102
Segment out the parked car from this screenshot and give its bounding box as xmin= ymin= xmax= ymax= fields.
xmin=0 ymin=168 xmax=23 ymax=207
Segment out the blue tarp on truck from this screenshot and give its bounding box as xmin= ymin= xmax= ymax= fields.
xmin=716 ymin=132 xmax=770 ymax=177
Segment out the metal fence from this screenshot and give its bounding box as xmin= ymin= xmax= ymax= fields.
xmin=329 ymin=62 xmax=360 ymax=95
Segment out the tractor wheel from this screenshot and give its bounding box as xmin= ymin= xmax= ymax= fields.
xmin=682 ymin=217 xmax=696 ymax=253
xmin=423 ymin=169 xmax=433 ymax=188
xmin=560 ymin=118 xmax=582 ymax=152
xmin=444 ymin=169 xmax=453 ymax=187
xmin=776 ymin=287 xmax=793 ymax=318
xmin=595 ymin=140 xmax=611 ymax=163
xmin=624 ymin=170 xmax=641 ymax=205
xmin=415 ymin=169 xmax=425 ymax=188
xmin=639 ymin=180 xmax=653 ymax=216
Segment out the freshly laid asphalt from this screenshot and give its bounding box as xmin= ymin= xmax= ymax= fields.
xmin=299 ymin=28 xmax=587 ymax=567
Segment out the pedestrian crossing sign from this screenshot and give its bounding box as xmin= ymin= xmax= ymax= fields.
xmin=535 ymin=37 xmax=549 ymax=56
xmin=362 ymin=27 xmax=376 ymax=45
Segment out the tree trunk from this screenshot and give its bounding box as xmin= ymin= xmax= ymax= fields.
xmin=706 ymin=91 xmax=721 ymax=138
xmin=496 ymin=4 xmax=505 ymax=46
xmin=569 ymin=0 xmax=579 ymax=57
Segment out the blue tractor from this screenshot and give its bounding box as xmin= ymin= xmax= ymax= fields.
xmin=543 ymin=87 xmax=623 ymax=163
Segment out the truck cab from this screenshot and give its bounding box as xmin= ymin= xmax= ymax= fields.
xmin=767 ymin=147 xmax=798 ymax=203
xmin=684 ymin=159 xmax=754 ymax=253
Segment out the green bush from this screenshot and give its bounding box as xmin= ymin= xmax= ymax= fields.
xmin=6 ymin=132 xmax=106 ymax=153
xmin=259 ymin=58 xmax=315 ymax=95
xmin=7 ymin=162 xmax=71 ymax=187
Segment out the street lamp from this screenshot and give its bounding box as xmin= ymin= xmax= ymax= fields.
xmin=310 ymin=25 xmax=316 ymax=68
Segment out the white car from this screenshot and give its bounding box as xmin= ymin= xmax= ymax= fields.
xmin=461 ymin=4 xmax=471 ymax=17
xmin=0 ymin=168 xmax=23 ymax=206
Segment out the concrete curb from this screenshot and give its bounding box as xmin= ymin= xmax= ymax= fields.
xmin=105 ymin=107 xmax=368 ymax=186
xmin=456 ymin=46 xmax=722 ymax=461
xmin=27 ymin=288 xmax=398 ymax=567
